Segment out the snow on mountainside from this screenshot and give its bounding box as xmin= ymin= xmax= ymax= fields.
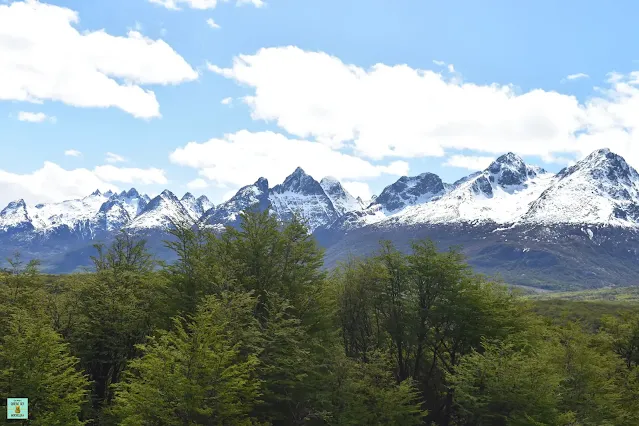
xmin=523 ymin=148 xmax=639 ymax=226
xmin=28 ymin=190 xmax=112 ymax=233
xmin=320 ymin=177 xmax=365 ymax=215
xmin=0 ymin=199 xmax=33 ymax=232
xmin=269 ymin=168 xmax=340 ymax=232
xmin=329 ymin=171 xmax=453 ymax=231
xmin=375 ymin=172 xmax=449 ymax=213
xmin=201 ymin=177 xmax=270 ymax=228
xmin=127 ymin=190 xmax=194 ymax=231
xmin=388 ymin=153 xmax=554 ymax=226
xmin=2 ymin=147 xmax=639 ymax=244
xmin=181 ymin=193 xmax=213 ymax=220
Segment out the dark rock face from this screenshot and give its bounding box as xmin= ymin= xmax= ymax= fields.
xmin=375 ymin=173 xmax=446 ymax=212
xmin=471 ymin=175 xmax=494 ymax=197
xmin=272 ymin=168 xmax=325 ymax=196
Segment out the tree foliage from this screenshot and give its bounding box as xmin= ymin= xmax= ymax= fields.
xmin=1 ymin=208 xmax=639 ymax=425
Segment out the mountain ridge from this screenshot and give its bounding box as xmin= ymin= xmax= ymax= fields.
xmin=2 ymin=148 xmax=639 ymax=289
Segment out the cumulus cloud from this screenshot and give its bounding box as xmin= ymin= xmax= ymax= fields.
xmin=150 ymin=0 xmax=263 ymax=10
xmin=186 ymin=178 xmax=209 ymax=190
xmin=17 ymin=111 xmax=55 ymax=123
xmin=207 ymin=46 xmax=639 ymax=169
xmin=444 ymin=155 xmax=495 ymax=171
xmin=93 ymin=165 xmax=167 ymax=184
xmin=0 ymin=1 xmax=198 ymax=119
xmin=206 ymin=18 xmax=220 ymax=29
xmin=64 ymin=149 xmax=82 ymax=157
xmin=221 ymin=97 xmax=233 ymax=105
xmin=169 ymin=130 xmax=409 ymax=188
xmin=342 ymin=181 xmax=371 ymax=200
xmin=0 ymin=162 xmax=166 ymax=206
xmin=105 ymin=152 xmax=126 ymax=163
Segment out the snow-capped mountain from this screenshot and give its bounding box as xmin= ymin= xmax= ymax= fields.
xmin=0 ymin=199 xmax=33 ymax=233
xmin=375 ymin=172 xmax=449 ymax=213
xmin=522 ymin=148 xmax=639 ymax=227
xmin=320 ymin=177 xmax=365 ymax=214
xmin=127 ymin=190 xmax=194 ymax=231
xmin=2 ymin=148 xmax=639 ymax=289
xmin=93 ymin=189 xmax=151 ymax=232
xmin=386 ymin=152 xmax=554 ymax=226
xmin=269 ymin=168 xmax=339 ymax=231
xmin=201 ymin=177 xmax=270 ymax=229
xmin=181 ymin=193 xmax=213 ymax=221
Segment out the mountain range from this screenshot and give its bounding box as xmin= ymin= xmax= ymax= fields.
xmin=2 ymin=148 xmax=639 ymax=290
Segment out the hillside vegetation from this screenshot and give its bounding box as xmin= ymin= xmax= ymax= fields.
xmin=2 ymin=209 xmax=639 ymax=425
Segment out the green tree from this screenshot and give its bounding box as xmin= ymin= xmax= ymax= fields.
xmin=0 ymin=310 xmax=89 ymax=426
xmin=110 ymin=292 xmax=263 ymax=426
xmin=70 ymin=232 xmax=168 ymax=414
xmin=332 ymin=239 xmax=527 ymax=425
xmin=322 ymin=350 xmax=426 ymax=426
xmin=163 ymin=221 xmax=230 ymax=316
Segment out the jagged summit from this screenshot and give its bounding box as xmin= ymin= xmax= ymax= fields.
xmin=274 ymin=167 xmax=324 ymax=196
xmin=485 ymin=152 xmax=543 ymax=188
xmin=320 ymin=177 xmax=363 ymax=215
xmin=5 ymin=147 xmax=639 ymax=276
xmin=374 ymin=172 xmax=447 ymax=213
xmin=254 ymin=177 xmax=269 ymax=191
xmin=125 ymin=188 xmax=140 ymax=198
xmin=524 ymin=148 xmax=639 ymax=226
xmin=0 ymin=199 xmax=33 ymax=232
xmin=128 ymin=189 xmax=193 ymax=231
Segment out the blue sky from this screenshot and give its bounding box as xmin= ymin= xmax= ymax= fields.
xmin=2 ymin=0 xmax=639 ymax=206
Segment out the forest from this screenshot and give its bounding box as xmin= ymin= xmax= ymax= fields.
xmin=2 ymin=209 xmax=639 ymax=425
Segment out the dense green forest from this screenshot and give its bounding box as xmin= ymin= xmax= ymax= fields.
xmin=3 ymin=210 xmax=639 ymax=425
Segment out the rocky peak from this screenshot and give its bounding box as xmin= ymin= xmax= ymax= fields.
xmin=320 ymin=176 xmax=363 ymax=215
xmin=0 ymin=199 xmax=33 ymax=232
xmin=374 ymin=172 xmax=446 ymax=212
xmin=181 ymin=192 xmax=196 ymax=201
xmin=485 ymin=152 xmax=541 ymax=186
xmin=274 ymin=168 xmax=324 ymax=196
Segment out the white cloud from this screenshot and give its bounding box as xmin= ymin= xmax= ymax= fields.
xmin=208 ymin=46 xmax=639 ymax=168
xmin=237 ymin=0 xmax=265 ymax=7
xmin=206 ymin=18 xmax=220 ymax=29
xmin=64 ymin=149 xmax=82 ymax=157
xmin=134 ymin=21 xmax=143 ymax=31
xmin=566 ymin=73 xmax=589 ymax=81
xmin=105 ymin=152 xmax=126 ymax=163
xmin=342 ymin=181 xmax=371 ymax=200
xmin=93 ymin=165 xmax=167 ymax=184
xmin=447 ymin=63 xmax=455 ymax=73
xmin=0 ymin=162 xmax=166 ymax=206
xmin=186 ymin=178 xmax=209 ymax=190
xmin=169 ymin=130 xmax=409 ymax=188
xmin=221 ymin=97 xmax=233 ymax=105
xmin=444 ymin=155 xmax=495 ymax=171
xmin=149 ymin=0 xmax=263 ymax=10
xmin=17 ymin=111 xmax=55 ymax=123
xmin=432 ymin=60 xmax=445 ymax=66
xmin=0 ymin=1 xmax=197 ymax=119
